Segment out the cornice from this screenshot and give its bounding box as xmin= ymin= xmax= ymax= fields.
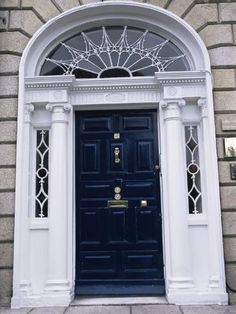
xmin=25 ymin=75 xmax=75 ymax=90
xmin=157 ymin=78 xmax=205 ymax=85
xmin=25 ymin=82 xmax=72 ymax=89
xmin=156 ymin=71 xmax=206 ymax=85
xmin=71 ymin=84 xmax=159 ymax=92
xmin=25 ymin=72 xmax=206 ymax=92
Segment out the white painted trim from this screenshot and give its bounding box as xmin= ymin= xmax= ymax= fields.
xmin=12 ymin=1 xmax=227 ymax=308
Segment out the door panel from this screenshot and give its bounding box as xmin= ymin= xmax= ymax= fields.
xmin=81 ymin=142 xmax=100 ymax=173
xmin=136 ymin=140 xmax=153 ymax=171
xmin=75 ymin=110 xmax=164 ymax=295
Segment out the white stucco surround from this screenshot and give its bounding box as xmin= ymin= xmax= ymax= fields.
xmin=12 ymin=1 xmax=228 ymax=308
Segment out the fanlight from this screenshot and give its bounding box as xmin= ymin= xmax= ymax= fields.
xmin=41 ymin=26 xmax=189 ymax=78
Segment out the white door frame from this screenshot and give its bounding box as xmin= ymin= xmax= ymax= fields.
xmin=12 ymin=2 xmax=228 ymax=308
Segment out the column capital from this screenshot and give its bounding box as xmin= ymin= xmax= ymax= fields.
xmin=197 ymin=98 xmax=208 ymax=118
xmin=46 ymin=103 xmax=72 ymax=112
xmin=160 ymin=99 xmax=186 ymax=121
xmin=24 ymin=103 xmax=35 ymax=123
xmin=160 ymin=99 xmax=186 ymax=109
xmin=46 ymin=103 xmax=72 ymax=124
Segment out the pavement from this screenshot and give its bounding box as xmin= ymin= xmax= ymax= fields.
xmin=1 ymin=298 xmax=236 ymax=314
xmin=1 ymin=304 xmax=236 ymax=314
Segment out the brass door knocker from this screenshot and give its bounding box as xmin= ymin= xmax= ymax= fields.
xmin=114 ymin=147 xmax=120 ymax=164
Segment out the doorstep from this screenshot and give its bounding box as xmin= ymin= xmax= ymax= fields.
xmin=71 ymin=296 xmax=168 ymax=306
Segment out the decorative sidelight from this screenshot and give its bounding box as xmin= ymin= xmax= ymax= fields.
xmin=185 ymin=125 xmax=202 ymax=214
xmin=35 ymin=129 xmax=49 ymax=218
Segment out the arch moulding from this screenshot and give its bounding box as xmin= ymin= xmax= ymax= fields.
xmin=12 ymin=1 xmax=228 ymax=308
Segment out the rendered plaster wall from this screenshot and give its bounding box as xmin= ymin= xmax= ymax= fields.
xmin=0 ymin=0 xmax=236 ymax=306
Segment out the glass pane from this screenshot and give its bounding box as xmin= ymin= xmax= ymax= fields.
xmin=185 ymin=126 xmax=202 ymax=214
xmin=35 ymin=130 xmax=49 ymax=218
xmin=40 ymin=26 xmax=190 ymax=78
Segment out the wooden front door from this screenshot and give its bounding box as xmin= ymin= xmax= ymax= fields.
xmin=75 ymin=109 xmax=164 ymax=295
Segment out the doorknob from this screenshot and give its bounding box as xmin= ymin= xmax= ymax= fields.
xmin=114 ymin=147 xmax=120 ymax=164
xmin=140 ymin=200 xmax=148 ymax=207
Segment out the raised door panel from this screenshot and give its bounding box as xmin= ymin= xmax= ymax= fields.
xmin=82 ymin=117 xmax=112 ymax=133
xmin=122 ymin=116 xmax=152 ymax=131
xmin=81 ymin=142 xmax=100 ymax=173
xmin=136 ymin=141 xmax=153 ymax=172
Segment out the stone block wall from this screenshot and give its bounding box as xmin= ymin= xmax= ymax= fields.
xmin=0 ymin=0 xmax=236 ymax=306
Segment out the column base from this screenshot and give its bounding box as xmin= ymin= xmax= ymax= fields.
xmin=11 ymin=289 xmax=74 ymax=308
xmin=44 ymin=279 xmax=71 ymax=292
xmin=18 ymin=280 xmax=32 ymax=295
xmin=168 ymin=277 xmax=194 ymax=289
xmin=167 ymin=291 xmax=228 ymax=305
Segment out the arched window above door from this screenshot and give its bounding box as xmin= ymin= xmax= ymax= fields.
xmin=40 ymin=26 xmax=190 ymax=78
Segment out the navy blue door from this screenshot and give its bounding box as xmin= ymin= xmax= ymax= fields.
xmin=75 ymin=110 xmax=164 ymax=295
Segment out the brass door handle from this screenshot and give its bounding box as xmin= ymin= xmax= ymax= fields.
xmin=114 ymin=147 xmax=120 ymax=164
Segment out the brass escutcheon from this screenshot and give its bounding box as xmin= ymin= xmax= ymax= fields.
xmin=114 ymin=193 xmax=121 ymax=200
xmin=114 ymin=187 xmax=121 ymax=194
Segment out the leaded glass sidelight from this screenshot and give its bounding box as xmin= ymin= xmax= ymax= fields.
xmin=35 ymin=130 xmax=49 ymax=218
xmin=40 ymin=26 xmax=190 ymax=78
xmin=185 ymin=125 xmax=202 ymax=214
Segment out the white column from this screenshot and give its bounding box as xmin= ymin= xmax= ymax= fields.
xmin=161 ymin=99 xmax=194 ymax=291
xmin=44 ymin=103 xmax=72 ymax=297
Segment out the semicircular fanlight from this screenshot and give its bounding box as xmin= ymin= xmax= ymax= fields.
xmin=40 ymin=26 xmax=190 ymax=78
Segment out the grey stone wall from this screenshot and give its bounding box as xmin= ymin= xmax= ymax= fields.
xmin=0 ymin=0 xmax=236 ymax=306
